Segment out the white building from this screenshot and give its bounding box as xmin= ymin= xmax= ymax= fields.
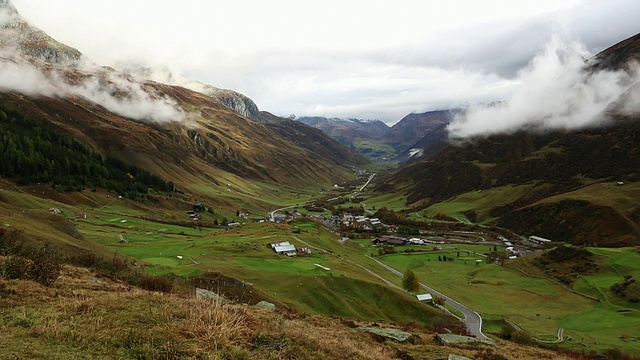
xmin=529 ymin=235 xmax=552 ymax=244
xmin=273 ymin=244 xmax=297 ymax=254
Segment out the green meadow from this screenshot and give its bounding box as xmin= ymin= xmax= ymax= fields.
xmin=368 ymin=244 xmax=640 ymax=354
xmin=72 ymin=215 xmax=446 ymax=325
xmin=5 ymin=184 xmax=640 ymax=353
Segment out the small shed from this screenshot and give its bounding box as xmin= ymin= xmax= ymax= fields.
xmin=416 ymin=294 xmax=433 ymax=302
xmin=274 ymin=244 xmax=297 ymax=254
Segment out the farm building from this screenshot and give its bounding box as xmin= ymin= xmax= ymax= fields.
xmin=529 ymin=235 xmax=552 ymax=244
xmin=416 ymin=294 xmax=433 ymax=302
xmin=373 ymin=236 xmax=407 ymax=246
xmin=386 ymin=238 xmax=407 ymax=246
xmin=268 ymin=241 xmax=291 ymax=249
xmin=273 ymin=244 xmax=297 ymax=254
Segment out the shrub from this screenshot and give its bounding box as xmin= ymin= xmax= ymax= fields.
xmin=603 ymin=348 xmax=624 ymax=360
xmin=2 ymin=256 xmax=31 ymax=280
xmin=68 ymin=250 xmax=99 ymax=267
xmin=0 ymin=229 xmax=23 ymax=256
xmin=0 ymin=242 xmax=62 ymax=286
xmin=137 ymin=275 xmax=174 ymax=293
xmin=510 ymin=330 xmax=534 ymax=346
xmin=28 ymin=242 xmax=63 ymax=286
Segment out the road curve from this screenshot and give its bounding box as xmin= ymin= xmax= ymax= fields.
xmin=367 ymin=256 xmax=489 ymax=340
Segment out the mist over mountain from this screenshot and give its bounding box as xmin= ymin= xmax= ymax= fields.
xmin=448 ymin=36 xmax=640 ymax=138
xmin=379 ymin=32 xmax=640 ymax=247
xmin=0 ymin=0 xmax=365 ymax=192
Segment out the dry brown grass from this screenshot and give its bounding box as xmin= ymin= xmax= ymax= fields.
xmin=0 ymin=264 xmax=593 ymax=359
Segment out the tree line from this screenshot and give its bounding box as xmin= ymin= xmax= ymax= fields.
xmin=0 ymin=105 xmax=173 ymax=198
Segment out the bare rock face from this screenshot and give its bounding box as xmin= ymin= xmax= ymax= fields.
xmin=0 ymin=0 xmax=18 ymax=14
xmin=209 ymin=89 xmax=261 ymax=121
xmin=0 ymin=0 xmax=83 ymax=65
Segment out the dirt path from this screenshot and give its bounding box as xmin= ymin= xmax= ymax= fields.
xmin=535 ymin=328 xmax=564 ymax=343
xmin=346 ymin=260 xmax=402 ymax=290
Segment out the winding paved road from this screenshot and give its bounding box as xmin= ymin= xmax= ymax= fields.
xmin=367 ymin=256 xmax=489 ymax=340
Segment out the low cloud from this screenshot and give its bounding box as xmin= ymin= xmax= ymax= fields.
xmin=447 ymin=37 xmax=640 ymax=138
xmin=68 ymin=70 xmax=185 ymax=123
xmin=0 ymin=57 xmax=57 ymax=95
xmin=0 ymin=49 xmax=184 ymax=123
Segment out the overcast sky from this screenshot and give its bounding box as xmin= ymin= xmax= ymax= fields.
xmin=11 ymin=0 xmax=640 ymax=124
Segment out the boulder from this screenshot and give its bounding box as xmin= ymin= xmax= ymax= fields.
xmin=449 ymin=355 xmax=472 ymax=360
xmin=195 ymin=288 xmax=229 ymax=303
xmin=436 ymin=334 xmax=495 ymax=347
xmin=255 ymin=301 xmax=276 ymax=310
xmin=357 ymin=326 xmax=413 ymax=343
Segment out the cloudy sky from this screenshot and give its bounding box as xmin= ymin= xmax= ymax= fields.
xmin=11 ymin=0 xmax=640 ymax=124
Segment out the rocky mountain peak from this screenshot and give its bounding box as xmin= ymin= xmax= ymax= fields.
xmin=0 ymin=0 xmax=19 ymax=26
xmin=0 ymin=0 xmax=17 ymax=12
xmin=0 ymin=0 xmax=83 ymax=65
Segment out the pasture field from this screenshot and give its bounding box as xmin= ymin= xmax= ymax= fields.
xmin=420 ymin=184 xmax=532 ymax=224
xmin=363 ymin=192 xmax=408 ymax=211
xmin=72 ymin=216 xmax=446 ymax=325
xmin=369 ymin=244 xmax=640 ymax=354
xmin=536 ymin=181 xmax=640 ymax=217
xmin=5 ymin=182 xmax=640 ymax=354
xmin=188 ymin=178 xmax=334 ymax=217
xmin=572 ymin=247 xmax=640 ymax=309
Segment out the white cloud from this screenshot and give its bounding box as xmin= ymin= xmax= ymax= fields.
xmin=447 ymin=37 xmax=640 ymax=138
xmin=0 ymin=49 xmax=184 ymax=123
xmin=69 ymin=72 xmax=185 ymax=123
xmin=8 ymin=0 xmax=640 ymax=123
xmin=0 ymin=58 xmax=57 ymax=95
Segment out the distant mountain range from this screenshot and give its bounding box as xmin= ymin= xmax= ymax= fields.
xmin=296 ymin=111 xmax=455 ymax=163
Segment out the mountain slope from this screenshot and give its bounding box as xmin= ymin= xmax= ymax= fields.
xmin=0 ymin=0 xmax=364 ymax=197
xmin=379 ymin=33 xmax=640 ymax=247
xmin=384 ymin=110 xmax=454 ymax=154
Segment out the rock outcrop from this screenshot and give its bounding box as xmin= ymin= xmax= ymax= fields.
xmin=0 ymin=0 xmax=83 ymax=65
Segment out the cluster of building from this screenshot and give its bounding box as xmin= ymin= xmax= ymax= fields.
xmin=373 ymin=235 xmax=444 ymax=246
xmin=315 ymin=213 xmax=384 ymax=231
xmin=186 ymin=210 xmax=202 ymax=221
xmin=267 ymin=241 xmax=312 ymax=257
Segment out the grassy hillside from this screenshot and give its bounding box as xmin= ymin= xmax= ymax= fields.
xmin=355 ymin=241 xmax=640 ymax=355
xmin=0 ymin=184 xmax=451 ymax=327
xmin=0 ymin=265 xmax=581 ymax=359
xmin=380 ymin=116 xmax=640 ymax=246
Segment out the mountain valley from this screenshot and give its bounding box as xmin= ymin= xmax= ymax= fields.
xmin=1 ymin=1 xmax=640 ymax=359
